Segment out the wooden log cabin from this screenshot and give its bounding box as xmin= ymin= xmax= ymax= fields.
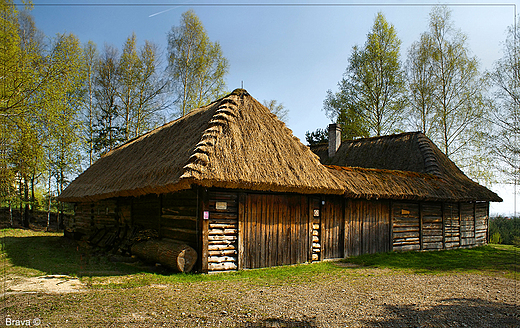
xmin=58 ymin=89 xmax=502 ymax=273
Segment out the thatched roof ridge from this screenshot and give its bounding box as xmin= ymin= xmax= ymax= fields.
xmin=59 ymin=89 xmax=344 ymax=202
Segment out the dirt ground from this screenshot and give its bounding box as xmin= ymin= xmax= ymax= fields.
xmin=1 ymin=269 xmax=518 ymax=327
xmin=2 ymin=275 xmax=86 ymax=297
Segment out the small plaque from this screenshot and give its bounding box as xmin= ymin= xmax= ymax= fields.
xmin=313 ymin=209 xmax=320 ymax=217
xmin=401 ymin=209 xmax=410 ymax=215
xmin=216 ymin=202 xmax=227 ymax=210
xmin=203 ymin=211 xmax=209 ymax=220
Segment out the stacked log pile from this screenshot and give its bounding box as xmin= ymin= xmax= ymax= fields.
xmin=207 ymin=192 xmax=238 ymax=272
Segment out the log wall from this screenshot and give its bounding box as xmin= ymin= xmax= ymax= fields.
xmin=68 ymin=189 xmax=491 ymax=272
xmin=132 ymin=194 xmax=161 ymax=230
xmin=460 ymin=202 xmax=476 ymax=247
xmin=390 ymin=201 xmax=489 ymax=251
xmin=161 ymin=189 xmax=198 ymax=248
xmin=475 ymin=202 xmax=489 ymax=245
xmin=344 ymin=199 xmax=391 ymax=256
xmin=444 ymin=202 xmax=460 ymax=249
xmin=421 ymin=202 xmax=443 ymax=250
xmin=391 ymin=201 xmax=420 ymax=251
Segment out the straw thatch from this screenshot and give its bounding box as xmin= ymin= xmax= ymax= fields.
xmin=59 ymin=89 xmax=501 ymax=203
xmin=59 ymin=89 xmax=343 ymax=202
xmin=312 ymin=132 xmax=502 ymax=202
xmin=327 ymin=165 xmax=500 ymax=202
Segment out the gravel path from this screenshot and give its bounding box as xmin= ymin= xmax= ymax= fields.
xmin=2 ymin=269 xmax=518 ymax=327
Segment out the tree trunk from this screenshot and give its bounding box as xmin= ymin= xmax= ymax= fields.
xmin=23 ymin=176 xmax=29 ymax=228
xmin=131 ymin=239 xmax=198 ymax=273
xmin=47 ymin=172 xmax=52 ymax=231
xmin=9 ymin=201 xmax=13 ymax=227
xmin=58 ymin=169 xmax=64 ymax=230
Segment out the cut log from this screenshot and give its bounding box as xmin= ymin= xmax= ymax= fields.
xmin=208 ymin=243 xmax=236 ymax=250
xmin=208 ymin=249 xmax=237 ymax=256
xmin=208 ymin=235 xmax=237 ymax=241
xmin=208 ymin=262 xmax=237 ymax=271
xmin=131 ymin=239 xmax=198 ymax=273
xmin=209 ymin=223 xmax=237 ymax=229
xmin=208 ymin=228 xmax=237 ymax=235
xmin=208 ymin=256 xmax=237 ymax=263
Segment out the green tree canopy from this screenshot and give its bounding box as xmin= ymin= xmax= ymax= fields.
xmin=324 ymin=12 xmax=406 ymax=138
xmin=489 ymin=21 xmax=520 ymax=185
xmin=407 ymin=6 xmax=491 ymax=182
xmin=167 ymin=10 xmax=229 ymax=116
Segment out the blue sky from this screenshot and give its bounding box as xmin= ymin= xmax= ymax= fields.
xmin=26 ymin=1 xmax=519 ymax=215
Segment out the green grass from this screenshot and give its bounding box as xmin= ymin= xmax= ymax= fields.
xmin=0 ymin=228 xmax=147 ymax=278
xmin=341 ymin=244 xmax=520 ymax=279
xmin=1 ymin=228 xmax=518 ymax=290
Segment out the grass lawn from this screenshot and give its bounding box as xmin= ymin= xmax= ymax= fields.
xmin=1 ymin=228 xmax=519 ymax=288
xmin=1 ymin=229 xmax=519 ymax=327
xmin=341 ymin=244 xmax=520 ymax=279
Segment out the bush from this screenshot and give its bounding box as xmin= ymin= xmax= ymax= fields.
xmin=489 ymin=216 xmax=520 ymax=246
xmin=490 ymin=232 xmax=502 ymax=244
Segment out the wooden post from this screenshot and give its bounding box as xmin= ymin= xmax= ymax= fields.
xmin=198 ymin=187 xmax=209 ymax=273
xmin=458 ymin=202 xmax=462 ymax=247
xmin=486 ymin=202 xmax=490 ymax=244
xmin=441 ymin=202 xmax=446 ymax=249
xmin=473 ymin=202 xmax=477 ymax=240
xmin=419 ymin=202 xmax=424 ymax=251
xmin=389 ymin=201 xmax=393 ymax=252
xmin=307 ymin=197 xmax=314 ymax=262
xmin=237 ymin=192 xmax=246 ymax=270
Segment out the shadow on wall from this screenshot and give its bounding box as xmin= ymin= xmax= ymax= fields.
xmin=360 ymin=298 xmax=519 ymax=328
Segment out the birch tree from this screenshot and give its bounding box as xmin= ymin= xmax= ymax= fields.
xmin=83 ymin=40 xmax=98 ymax=166
xmin=407 ymin=6 xmax=491 ymax=181
xmin=489 ymin=21 xmax=520 ymax=185
xmin=167 ymin=10 xmax=229 ymax=116
xmin=324 ymin=12 xmax=406 ymax=138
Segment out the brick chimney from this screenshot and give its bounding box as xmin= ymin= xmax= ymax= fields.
xmin=328 ymin=123 xmax=341 ymax=158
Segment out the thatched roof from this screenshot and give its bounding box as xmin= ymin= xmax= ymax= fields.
xmin=59 ymin=89 xmax=344 ymax=202
xmin=312 ymin=132 xmax=502 ymax=202
xmin=59 ymin=90 xmax=501 ymax=203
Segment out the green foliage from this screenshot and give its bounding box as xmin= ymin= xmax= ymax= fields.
xmin=325 ymin=12 xmax=406 ymax=138
xmin=489 ymin=216 xmax=520 ymax=246
xmin=305 ymin=127 xmax=328 ymax=146
xmin=489 ymin=20 xmax=520 ymax=186
xmin=407 ymin=6 xmax=492 ymax=183
xmin=167 ymin=10 xmax=229 ymax=116
xmin=490 ymin=231 xmax=502 ymax=244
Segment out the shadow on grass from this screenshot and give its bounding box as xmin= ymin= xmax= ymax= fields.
xmin=361 ymin=298 xmax=520 ymax=328
xmin=342 ymin=245 xmax=520 ymax=276
xmin=1 ymin=235 xmax=158 ymax=277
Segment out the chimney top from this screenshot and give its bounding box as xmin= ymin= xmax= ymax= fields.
xmin=328 ymin=123 xmax=341 ymax=158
